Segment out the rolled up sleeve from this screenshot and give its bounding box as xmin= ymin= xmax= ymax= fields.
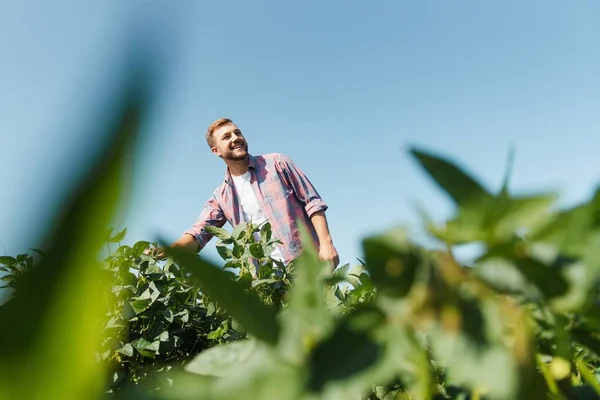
xmin=183 ymin=194 xmax=226 ymax=251
xmin=277 ymin=154 xmax=328 ymax=217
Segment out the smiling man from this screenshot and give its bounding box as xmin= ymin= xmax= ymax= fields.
xmin=161 ymin=117 xmax=339 ymax=270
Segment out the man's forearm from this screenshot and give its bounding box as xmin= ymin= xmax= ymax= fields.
xmin=310 ymin=210 xmax=339 ymax=268
xmin=310 ymin=211 xmax=334 ymax=246
xmin=172 ymin=233 xmax=200 ymax=253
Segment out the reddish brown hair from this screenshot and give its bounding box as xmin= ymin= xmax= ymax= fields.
xmin=206 ymin=118 xmax=234 ymax=148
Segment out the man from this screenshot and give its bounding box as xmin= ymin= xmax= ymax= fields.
xmin=159 ymin=118 xmax=339 ymax=269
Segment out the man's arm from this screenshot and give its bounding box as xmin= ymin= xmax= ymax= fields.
xmin=310 ymin=211 xmax=339 ymax=269
xmin=153 ymin=194 xmax=226 ymax=260
xmin=276 ymin=154 xmax=339 ymax=268
xmin=155 ymin=233 xmax=199 ymax=259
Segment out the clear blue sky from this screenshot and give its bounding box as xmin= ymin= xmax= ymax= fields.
xmin=1 ymin=1 xmax=599 ymax=267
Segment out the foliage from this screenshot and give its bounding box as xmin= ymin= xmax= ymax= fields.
xmin=98 ymin=228 xmax=234 ymax=394
xmin=1 ymin=74 xmax=600 ymax=400
xmin=0 ymin=224 xmax=302 ymax=395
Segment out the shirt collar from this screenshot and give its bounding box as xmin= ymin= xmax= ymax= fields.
xmin=223 ymin=153 xmax=256 ymax=184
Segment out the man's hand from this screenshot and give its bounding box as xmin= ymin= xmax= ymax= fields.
xmin=144 ymin=245 xmax=167 ymax=260
xmin=319 ymin=242 xmax=340 ymax=270
xmin=310 ymin=210 xmax=340 ymax=271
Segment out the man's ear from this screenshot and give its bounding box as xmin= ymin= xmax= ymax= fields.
xmin=211 ymin=147 xmax=220 ymax=157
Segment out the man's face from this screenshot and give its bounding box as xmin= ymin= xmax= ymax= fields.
xmin=211 ymin=123 xmax=249 ymax=161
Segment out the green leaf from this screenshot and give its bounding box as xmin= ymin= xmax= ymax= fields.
xmin=0 ymin=266 xmax=9 ymax=273
xmin=0 ymin=77 xmax=149 ymax=400
xmin=232 ymin=241 xmax=244 ymax=258
xmin=224 ymin=259 xmax=243 ymax=270
xmin=232 ymin=223 xmax=246 ymax=240
xmin=0 ymin=256 xmax=16 ymax=266
xmin=362 ymin=227 xmax=423 ymax=298
xmin=486 ymin=194 xmax=556 ymax=242
xmin=117 ymin=343 xmax=134 ymax=357
xmin=249 ymin=243 xmax=265 ymax=258
xmin=29 ymin=248 xmax=47 ymax=258
xmin=307 ymin=306 xmax=385 ymax=392
xmin=185 ymin=339 xmax=257 ymax=377
xmin=104 ymin=228 xmax=113 ymax=242
xmin=163 ymin=245 xmax=280 ymax=345
xmin=204 ymin=225 xmax=232 ymax=241
xmin=161 ymin=309 xmax=174 ymax=323
xmin=530 ymin=201 xmax=598 ymax=257
xmin=252 ymin=278 xmax=277 ymax=288
xmin=512 ymin=257 xmax=569 ymax=300
xmin=410 ymin=147 xmax=492 ymax=208
xmin=216 ymin=244 xmax=233 ymax=260
xmin=277 ymin=223 xmax=334 ymax=362
xmin=108 ymin=227 xmax=128 ymax=243
xmin=260 ymin=223 xmax=272 ymax=242
xmin=132 ymin=337 xmax=160 ymax=358
xmin=132 ymin=240 xmax=150 ymax=257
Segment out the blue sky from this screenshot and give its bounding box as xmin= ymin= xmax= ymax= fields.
xmin=1 ymin=1 xmax=599 ymax=267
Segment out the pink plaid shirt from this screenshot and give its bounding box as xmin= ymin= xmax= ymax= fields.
xmin=184 ymin=153 xmax=328 ymax=263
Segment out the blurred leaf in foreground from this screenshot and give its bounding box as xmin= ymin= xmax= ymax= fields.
xmin=0 ymin=77 xmax=150 ymax=400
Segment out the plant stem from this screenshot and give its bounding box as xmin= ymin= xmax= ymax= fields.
xmin=536 ymin=354 xmax=560 ymax=396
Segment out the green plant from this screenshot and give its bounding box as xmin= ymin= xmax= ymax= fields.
xmin=98 ymin=228 xmax=237 ymax=394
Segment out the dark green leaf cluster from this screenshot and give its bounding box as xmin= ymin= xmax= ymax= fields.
xmin=98 ymin=231 xmax=245 ymax=393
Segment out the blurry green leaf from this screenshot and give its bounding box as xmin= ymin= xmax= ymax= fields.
xmin=0 ymin=256 xmax=16 ymax=266
xmin=164 ymin=245 xmax=280 ymax=345
xmin=252 ymin=278 xmax=276 ymax=288
xmin=185 ymin=339 xmax=257 ymax=377
xmin=362 ymin=227 xmax=423 ymax=298
xmin=575 ymin=360 xmax=600 ymax=397
xmin=30 ymin=248 xmax=47 ymax=258
xmin=308 ymin=306 xmax=385 ymax=392
xmin=530 ymin=191 xmax=600 ymax=257
xmin=109 ymin=227 xmax=128 ymax=243
xmin=0 ymin=78 xmax=148 ymax=400
xmin=512 ymin=257 xmax=568 ymax=300
xmin=487 ymin=194 xmax=556 ymax=241
xmin=474 ymin=257 xmax=539 ymax=298
xmin=277 ymin=223 xmax=334 ymax=362
xmin=410 ymin=147 xmax=492 ymax=207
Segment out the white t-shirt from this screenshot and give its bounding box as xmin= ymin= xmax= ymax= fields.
xmin=231 ymin=171 xmax=284 ymax=263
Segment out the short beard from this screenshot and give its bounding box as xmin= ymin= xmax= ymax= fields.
xmin=223 ymin=144 xmax=248 ymax=161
